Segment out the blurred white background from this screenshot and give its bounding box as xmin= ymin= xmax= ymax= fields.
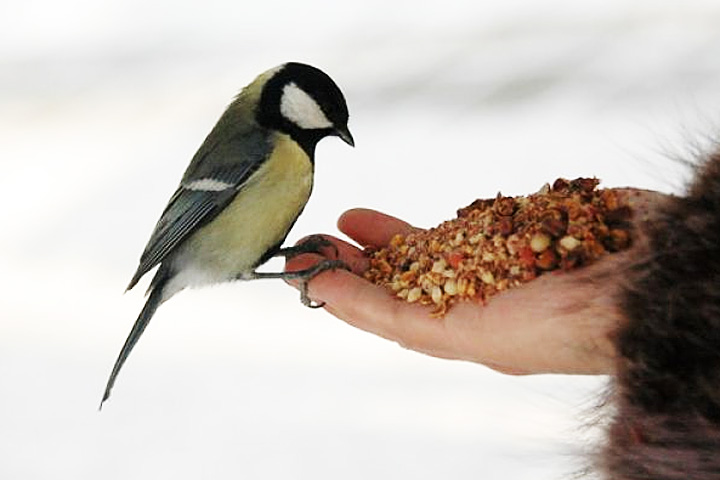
xmin=3 ymin=1 xmax=720 ymax=478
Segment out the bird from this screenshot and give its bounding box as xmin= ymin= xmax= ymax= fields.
xmin=101 ymin=62 xmax=354 ymax=406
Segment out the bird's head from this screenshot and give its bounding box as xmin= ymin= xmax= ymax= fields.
xmin=255 ymin=62 xmax=353 ymax=157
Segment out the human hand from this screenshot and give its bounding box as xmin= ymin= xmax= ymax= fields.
xmin=285 ymin=189 xmax=663 ymax=375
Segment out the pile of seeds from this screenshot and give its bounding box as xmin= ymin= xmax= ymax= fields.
xmin=364 ymin=178 xmax=633 ymax=316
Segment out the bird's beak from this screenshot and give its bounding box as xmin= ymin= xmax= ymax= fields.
xmin=335 ymin=125 xmax=355 ymax=147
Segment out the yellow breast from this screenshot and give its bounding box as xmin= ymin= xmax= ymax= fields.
xmin=178 ymin=133 xmax=313 ymax=283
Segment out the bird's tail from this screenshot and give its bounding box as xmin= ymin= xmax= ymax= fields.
xmin=100 ymin=278 xmax=166 ymax=408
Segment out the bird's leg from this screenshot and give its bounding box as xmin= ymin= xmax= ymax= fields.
xmin=243 ymin=259 xmax=349 ymax=308
xmin=273 ymin=234 xmax=339 ymax=260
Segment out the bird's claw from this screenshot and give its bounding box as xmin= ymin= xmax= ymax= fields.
xmin=276 ymin=234 xmax=339 ymax=260
xmin=296 ymin=259 xmax=350 ymax=308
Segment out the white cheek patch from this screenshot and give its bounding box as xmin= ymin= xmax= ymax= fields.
xmin=280 ymin=82 xmax=333 ymax=130
xmin=185 ymin=178 xmax=234 ymax=191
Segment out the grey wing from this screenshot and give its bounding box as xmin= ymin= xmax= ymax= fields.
xmin=127 ymin=157 xmax=265 ymax=291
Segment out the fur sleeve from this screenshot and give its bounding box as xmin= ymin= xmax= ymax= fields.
xmin=602 ymin=152 xmax=720 ymax=478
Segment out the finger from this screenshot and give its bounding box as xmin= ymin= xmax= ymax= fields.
xmin=283 ymin=245 xmax=543 ymax=370
xmin=283 ymin=251 xmax=448 ymax=348
xmin=322 ymin=250 xmax=619 ymax=373
xmin=288 ymin=235 xmax=369 ymax=275
xmin=287 ymin=248 xmax=618 ymax=375
xmin=338 ymin=208 xmax=419 ymax=248
xmin=297 ymin=261 xmax=459 ymax=357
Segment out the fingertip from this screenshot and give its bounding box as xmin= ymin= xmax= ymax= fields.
xmin=283 ymin=256 xmax=361 ymax=309
xmin=337 ymin=208 xmax=417 ymax=248
xmin=284 ymin=253 xmax=323 ymax=277
xmin=337 ymin=208 xmax=376 ymax=233
xmin=285 ymin=239 xmax=369 ymax=276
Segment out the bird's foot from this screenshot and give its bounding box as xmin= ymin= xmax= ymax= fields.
xmin=245 ymin=258 xmax=350 ymax=308
xmin=289 ymin=259 xmax=350 ymax=308
xmin=274 ymin=235 xmax=339 ymax=260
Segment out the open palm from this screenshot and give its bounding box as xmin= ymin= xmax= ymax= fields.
xmin=285 ymin=189 xmax=662 ymax=375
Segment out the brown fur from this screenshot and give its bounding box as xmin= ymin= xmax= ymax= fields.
xmin=602 ymin=152 xmax=720 ymax=478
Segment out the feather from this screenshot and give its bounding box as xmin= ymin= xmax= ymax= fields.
xmin=127 ymin=137 xmax=270 ymax=291
xmin=102 ymin=268 xmax=168 ymax=408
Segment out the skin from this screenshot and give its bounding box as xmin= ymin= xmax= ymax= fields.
xmin=285 ymin=189 xmax=664 ymax=376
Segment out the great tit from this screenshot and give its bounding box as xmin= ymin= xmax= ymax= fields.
xmin=101 ymin=62 xmax=353 ymax=406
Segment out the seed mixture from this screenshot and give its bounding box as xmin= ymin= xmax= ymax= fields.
xmin=364 ymin=178 xmax=633 ymax=317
